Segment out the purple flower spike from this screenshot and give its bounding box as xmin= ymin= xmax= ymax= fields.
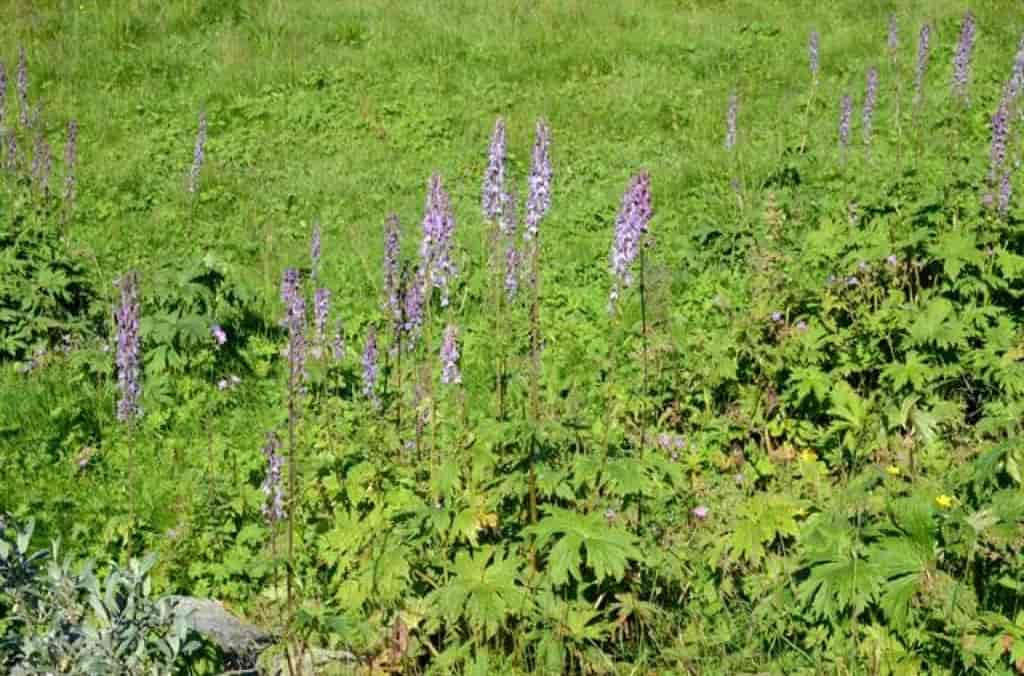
xmin=314 ymin=288 xmax=330 ymax=346
xmin=17 ymin=47 xmax=28 ymax=128
xmin=838 ymin=94 xmax=853 ymax=161
xmin=504 ymin=244 xmax=520 ymax=300
xmin=403 ymin=269 xmax=425 ymax=342
xmin=331 ymin=320 xmax=345 ymax=361
xmin=420 ymin=173 xmax=457 ymax=307
xmin=998 ymin=168 xmax=1014 ymax=217
xmin=862 ymin=67 xmax=879 ymax=146
xmin=383 ymin=213 xmax=401 ymax=322
xmin=211 ymin=324 xmax=227 ymax=347
xmin=809 ymin=31 xmax=820 ymax=84
xmin=4 ymin=134 xmax=15 ymax=172
xmin=260 ymin=432 xmax=286 ymax=524
xmin=362 ymin=325 xmax=379 ymax=403
xmin=188 ymin=108 xmax=207 ymax=195
xmin=440 ymin=323 xmax=461 ymax=385
xmin=914 ymin=24 xmax=931 ymax=108
xmin=281 ymin=268 xmax=306 ymax=387
xmin=692 ymin=505 xmax=709 ymax=520
xmin=115 ymin=272 xmax=142 ymax=422
xmin=952 ymin=11 xmax=976 ymax=105
xmin=609 ymin=172 xmax=653 ymax=311
xmin=524 ymin=119 xmax=552 ymax=243
xmin=725 ymin=92 xmax=738 ymax=150
xmin=0 ymin=62 xmax=7 ymax=129
xmin=310 ymin=221 xmax=322 ymax=278
xmin=63 ymin=120 xmax=77 ymax=208
xmin=887 ymin=14 xmax=899 ymax=54
xmin=482 ymin=117 xmax=506 ymax=222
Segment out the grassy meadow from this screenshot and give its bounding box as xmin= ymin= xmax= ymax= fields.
xmin=3 ymin=0 xmax=1024 ymax=673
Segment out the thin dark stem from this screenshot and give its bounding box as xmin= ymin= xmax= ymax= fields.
xmin=285 ymin=367 xmax=298 ymax=676
xmin=638 ymin=247 xmax=649 ymax=528
xmin=528 ymin=240 xmax=541 ymax=527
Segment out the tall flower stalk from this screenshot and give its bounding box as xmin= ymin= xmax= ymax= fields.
xmin=608 ymin=172 xmax=654 ymax=524
xmin=952 ymin=11 xmax=976 ymax=107
xmin=362 ymin=324 xmax=379 ymax=406
xmin=310 ymin=221 xmax=322 ymax=281
xmin=420 ymin=174 xmax=457 ymax=307
xmin=913 ymin=22 xmax=932 ymax=153
xmin=17 ymin=47 xmax=28 ymax=129
xmin=115 ymin=272 xmax=142 ymax=423
xmin=800 ymin=31 xmax=821 ymax=153
xmin=838 ymin=94 xmax=853 ymax=165
xmin=188 ymin=108 xmax=207 ymax=196
xmin=280 ymin=267 xmax=305 ymax=627
xmin=63 ymin=120 xmax=78 ymax=220
xmin=525 ymin=119 xmax=551 ymax=528
xmin=0 ymin=61 xmax=7 ymax=131
xmin=862 ymin=67 xmax=879 ymax=152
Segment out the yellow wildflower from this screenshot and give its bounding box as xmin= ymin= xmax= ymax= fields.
xmin=935 ymin=494 xmax=955 ymax=509
xmin=885 ymin=465 xmax=901 ymax=476
xmin=799 ymin=449 xmax=818 ymax=463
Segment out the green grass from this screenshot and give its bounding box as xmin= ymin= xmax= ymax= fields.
xmin=3 ymin=1 xmax=1024 ymax=673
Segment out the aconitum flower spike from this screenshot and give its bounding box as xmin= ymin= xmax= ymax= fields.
xmin=310 ymin=221 xmax=321 ymax=279
xmin=0 ymin=62 xmax=7 ymax=129
xmin=420 ymin=174 xmax=457 ymax=306
xmin=115 ymin=272 xmax=142 ymax=422
xmin=887 ymin=14 xmax=898 ymax=54
xmin=809 ymin=31 xmax=820 ymax=84
xmin=838 ymin=94 xmax=853 ymax=160
xmin=505 ymin=244 xmax=520 ymax=300
xmin=914 ymin=24 xmax=931 ymax=108
xmin=952 ymin=11 xmax=976 ymax=105
xmin=403 ymin=269 xmax=425 ymax=341
xmin=362 ymin=324 xmax=379 ymax=403
xmin=314 ymin=288 xmax=330 ymax=346
xmin=281 ymin=268 xmax=306 ymax=386
xmin=440 ymin=324 xmax=461 ymax=385
xmin=331 ymin=320 xmax=345 ymax=361
xmin=524 ymin=119 xmax=552 ymax=242
xmin=383 ymin=213 xmax=401 ymax=321
xmin=998 ymin=167 xmax=1014 ymax=217
xmin=17 ymin=47 xmax=28 ymax=128
xmin=188 ymin=108 xmax=206 ymax=195
xmin=725 ymin=92 xmax=738 ymax=150
xmin=64 ymin=120 xmax=77 ymax=208
xmin=609 ymin=172 xmax=653 ymax=311
xmin=260 ymin=432 xmax=286 ymax=524
xmin=862 ymin=67 xmax=879 ymax=146
xmin=482 ymin=117 xmax=506 ymax=222
xmin=5 ymin=133 xmax=16 ymax=171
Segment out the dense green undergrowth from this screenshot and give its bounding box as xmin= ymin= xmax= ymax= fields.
xmin=3 ymin=1 xmax=1024 ymax=674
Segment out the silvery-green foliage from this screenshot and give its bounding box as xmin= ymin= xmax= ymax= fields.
xmin=1 ymin=521 xmax=199 ymax=675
